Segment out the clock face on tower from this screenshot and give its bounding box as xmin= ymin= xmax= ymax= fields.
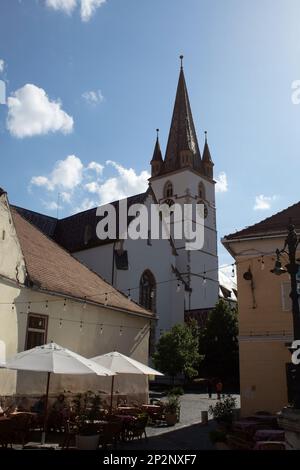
xmin=197 ymin=199 xmax=208 ymax=218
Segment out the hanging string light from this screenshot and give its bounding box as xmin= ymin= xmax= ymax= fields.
xmin=176 ymin=282 xmax=181 ymax=293
xmin=100 ymin=324 xmax=103 ymax=335
xmin=27 ymin=302 xmax=31 ymax=314
xmin=45 ymin=300 xmax=48 ymax=310
xmin=79 ymin=320 xmax=83 ymax=334
xmin=63 ymin=299 xmax=67 ymax=312
xmin=127 ymin=289 xmax=131 ymax=301
xmin=83 ymin=297 xmax=87 ymax=309
xmin=59 ymin=318 xmax=63 ymax=329
xmin=119 ymin=326 xmax=123 ymax=336
xmin=203 ymin=273 xmax=207 ymax=285
xmin=260 ymin=256 xmax=265 ymax=271
xmin=104 ymin=293 xmax=108 ymax=306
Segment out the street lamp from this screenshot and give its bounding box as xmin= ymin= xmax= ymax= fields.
xmin=271 ymin=222 xmax=300 ymax=408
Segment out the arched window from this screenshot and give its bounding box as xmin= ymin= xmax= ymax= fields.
xmin=84 ymin=224 xmax=92 ymax=245
xmin=164 ymin=181 xmax=173 ymax=199
xmin=139 ymin=270 xmax=156 ymax=312
xmin=198 ymin=182 xmax=206 ymax=200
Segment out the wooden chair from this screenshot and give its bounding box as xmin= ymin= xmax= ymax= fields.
xmin=62 ymin=419 xmax=77 ymax=449
xmin=99 ymin=420 xmax=123 ymax=449
xmin=10 ymin=413 xmax=33 ymax=447
xmin=0 ymin=419 xmax=14 ymax=448
xmin=126 ymin=415 xmax=148 ymax=441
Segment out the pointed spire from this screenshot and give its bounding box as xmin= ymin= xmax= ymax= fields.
xmin=202 ymin=131 xmax=212 ymax=162
xmin=150 ymin=129 xmax=163 ymax=177
xmin=202 ymin=131 xmax=214 ymax=178
xmin=164 ymin=56 xmax=201 ymax=170
xmin=151 ymin=129 xmax=163 ymax=162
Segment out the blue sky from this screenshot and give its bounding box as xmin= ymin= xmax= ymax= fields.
xmin=1 ymin=0 xmax=300 ymax=267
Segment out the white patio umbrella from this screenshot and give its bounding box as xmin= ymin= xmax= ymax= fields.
xmin=5 ymin=342 xmax=115 ymax=442
xmin=91 ymin=351 xmax=163 ymax=412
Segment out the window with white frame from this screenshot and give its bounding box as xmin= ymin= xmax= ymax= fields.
xmin=25 ymin=314 xmax=48 ymax=350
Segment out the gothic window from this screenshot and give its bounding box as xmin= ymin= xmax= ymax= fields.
xmin=198 ymin=182 xmax=206 ymax=200
xmin=139 ymin=270 xmax=156 ymax=312
xmin=84 ymin=224 xmax=92 ymax=245
xmin=139 ymin=270 xmax=156 ymax=355
xmin=164 ymin=181 xmax=173 ymax=199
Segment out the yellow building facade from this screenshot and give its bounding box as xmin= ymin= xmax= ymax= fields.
xmin=222 ymin=205 xmax=300 ymax=416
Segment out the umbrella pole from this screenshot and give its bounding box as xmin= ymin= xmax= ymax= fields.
xmin=41 ymin=372 xmax=51 ymax=445
xmin=109 ymin=375 xmax=115 ymax=414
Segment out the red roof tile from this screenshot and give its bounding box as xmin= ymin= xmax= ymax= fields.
xmin=12 ymin=208 xmax=153 ymax=317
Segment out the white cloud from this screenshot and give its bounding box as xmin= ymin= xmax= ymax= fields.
xmin=254 ymin=194 xmax=277 ymax=211
xmin=7 ymin=84 xmax=73 ymax=138
xmin=215 ymin=171 xmax=228 ymax=193
xmin=82 ymin=89 xmax=104 ymax=105
xmin=84 ymin=160 xmax=150 ymax=205
xmin=31 ymin=155 xmax=83 ymax=191
xmin=30 ymin=157 xmax=150 ymax=212
xmin=45 ymin=0 xmax=106 ymax=21
xmin=80 ymin=0 xmax=106 ymax=22
xmin=86 ymin=161 xmax=104 ymax=175
xmin=74 ymin=198 xmax=97 ymax=213
xmin=0 ymin=60 xmax=4 ymax=74
xmin=45 ymin=0 xmax=77 ymax=14
xmin=43 ymin=200 xmax=62 ymax=211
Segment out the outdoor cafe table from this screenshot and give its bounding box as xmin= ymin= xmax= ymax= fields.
xmin=254 ymin=429 xmax=285 ymax=442
xmin=0 ymin=416 xmax=10 ymax=422
xmin=233 ymin=419 xmax=261 ymax=435
xmin=116 ymin=406 xmax=137 ymax=415
xmin=141 ymin=405 xmax=161 ymax=412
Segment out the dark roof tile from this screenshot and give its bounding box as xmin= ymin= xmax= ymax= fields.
xmin=224 ymin=201 xmax=300 ymax=241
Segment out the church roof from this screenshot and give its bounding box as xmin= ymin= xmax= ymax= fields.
xmin=11 ymin=207 xmax=152 ymax=317
xmin=14 ymin=191 xmax=149 ymax=253
xmin=164 ymin=64 xmax=202 ymax=172
xmin=224 ymin=201 xmax=300 ymax=241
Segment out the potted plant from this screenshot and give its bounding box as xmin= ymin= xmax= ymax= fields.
xmin=73 ymin=392 xmax=102 ymax=450
xmin=208 ymin=395 xmax=237 ymax=431
xmin=209 ymin=429 xmax=229 ymax=450
xmin=164 ymin=394 xmax=180 ymax=426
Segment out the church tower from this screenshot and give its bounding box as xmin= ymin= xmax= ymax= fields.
xmin=149 ymin=57 xmax=219 ymax=311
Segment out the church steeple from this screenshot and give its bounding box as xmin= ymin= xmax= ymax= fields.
xmin=164 ymin=56 xmax=201 ymax=172
xmin=202 ymin=131 xmax=214 ymax=178
xmin=150 ymin=129 xmax=163 ymax=177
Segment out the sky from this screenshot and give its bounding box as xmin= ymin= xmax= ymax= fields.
xmin=1 ymin=0 xmax=300 ymax=268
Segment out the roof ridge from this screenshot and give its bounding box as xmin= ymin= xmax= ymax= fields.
xmin=224 ymin=200 xmax=300 ymax=240
xmin=59 ymin=191 xmax=148 ymax=222
xmin=12 ymin=205 xmax=58 ymax=222
xmin=11 ymin=207 xmax=152 ymax=316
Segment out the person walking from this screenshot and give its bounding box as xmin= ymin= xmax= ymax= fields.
xmin=216 ymin=380 xmax=223 ymax=400
xmin=207 ymin=379 xmax=213 ymax=399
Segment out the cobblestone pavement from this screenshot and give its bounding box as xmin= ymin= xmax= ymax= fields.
xmin=119 ymin=393 xmax=240 ymax=450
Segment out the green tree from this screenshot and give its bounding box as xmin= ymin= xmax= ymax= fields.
xmin=153 ymin=321 xmax=200 ymax=382
xmin=199 ymin=300 xmax=239 ymax=382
